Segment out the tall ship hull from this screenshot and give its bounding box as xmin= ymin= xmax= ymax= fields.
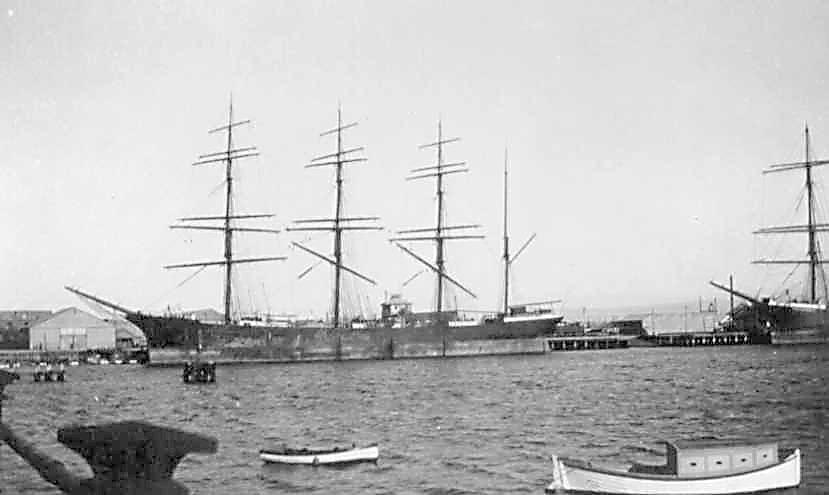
xmin=64 ymin=286 xmax=567 ymax=363
xmin=722 ymin=299 xmax=829 ymax=345
xmin=765 ymin=307 xmax=829 ymax=344
xmin=124 ymin=308 xmax=564 ymax=349
xmin=115 ymin=307 xmax=568 ymax=365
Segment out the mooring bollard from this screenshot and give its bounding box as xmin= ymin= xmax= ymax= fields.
xmin=0 ymin=420 xmax=218 ymax=494
xmin=0 ymin=370 xmax=217 ymax=493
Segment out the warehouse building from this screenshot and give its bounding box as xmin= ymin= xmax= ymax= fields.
xmin=29 ymin=307 xmax=146 ymax=351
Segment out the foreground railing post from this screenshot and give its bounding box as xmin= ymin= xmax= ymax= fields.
xmin=0 ymin=369 xmax=20 ymax=420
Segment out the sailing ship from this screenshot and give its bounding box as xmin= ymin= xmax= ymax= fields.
xmin=712 ymin=125 xmax=829 ymax=344
xmin=66 ymin=112 xmax=565 ymax=361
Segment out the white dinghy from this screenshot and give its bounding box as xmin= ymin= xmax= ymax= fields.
xmin=547 ymin=440 xmax=800 ymax=494
xmin=259 ymin=444 xmax=379 ymax=465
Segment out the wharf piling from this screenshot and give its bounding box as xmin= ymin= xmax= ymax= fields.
xmin=546 ymin=335 xmax=635 ymax=351
xmin=641 ymin=331 xmax=751 ymax=347
xmin=33 ymin=365 xmax=65 ymax=382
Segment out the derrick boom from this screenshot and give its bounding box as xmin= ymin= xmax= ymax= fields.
xmin=64 ymin=286 xmax=134 ymax=315
xmin=709 ymin=281 xmax=764 ymax=306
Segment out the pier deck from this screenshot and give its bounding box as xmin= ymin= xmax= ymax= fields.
xmin=546 ymin=335 xmax=636 ymax=351
xmin=639 ymin=331 xmax=751 ymax=346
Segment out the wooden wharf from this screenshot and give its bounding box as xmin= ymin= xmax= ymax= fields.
xmin=639 ymin=331 xmax=751 ymax=347
xmin=546 ymin=335 xmax=636 ymax=351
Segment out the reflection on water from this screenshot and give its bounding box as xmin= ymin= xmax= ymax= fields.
xmin=1 ymin=346 xmax=827 ymax=494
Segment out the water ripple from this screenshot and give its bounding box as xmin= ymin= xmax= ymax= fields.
xmin=0 ymin=346 xmax=827 ymax=493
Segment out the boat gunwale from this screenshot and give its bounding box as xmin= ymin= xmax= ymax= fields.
xmin=259 ymin=443 xmax=378 ymax=457
xmin=557 ymin=448 xmax=799 ymax=482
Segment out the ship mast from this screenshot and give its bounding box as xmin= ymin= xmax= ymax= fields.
xmin=392 ymin=121 xmax=483 ymax=318
xmin=223 ymin=102 xmax=235 ymax=323
xmin=166 ymin=100 xmax=286 ymax=324
xmin=806 ymin=126 xmax=817 ymax=301
xmin=288 ymin=107 xmax=380 ymax=328
xmin=503 ymin=148 xmax=509 ymax=315
xmin=754 ymin=125 xmax=829 ymax=304
xmin=500 ymin=148 xmax=536 ymax=316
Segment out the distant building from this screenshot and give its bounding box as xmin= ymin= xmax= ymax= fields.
xmin=591 ymin=319 xmax=646 ymax=336
xmin=625 ymin=311 xmax=721 ymax=334
xmin=0 ymin=310 xmax=53 ymax=349
xmin=29 ymin=307 xmax=147 ymax=351
xmin=0 ymin=310 xmax=53 ymax=332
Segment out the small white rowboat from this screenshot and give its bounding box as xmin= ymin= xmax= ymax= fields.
xmin=547 ymin=440 xmax=800 ymax=494
xmin=259 ymin=444 xmax=379 ymax=465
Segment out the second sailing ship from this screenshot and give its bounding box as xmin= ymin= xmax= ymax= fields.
xmin=712 ymin=125 xmax=829 ymax=344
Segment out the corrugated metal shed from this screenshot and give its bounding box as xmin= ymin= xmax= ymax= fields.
xmin=29 ymin=307 xmax=146 ymax=351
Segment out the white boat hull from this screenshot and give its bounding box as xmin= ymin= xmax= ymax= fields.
xmin=547 ymin=449 xmax=800 ymax=494
xmin=259 ymin=445 xmax=379 ymax=465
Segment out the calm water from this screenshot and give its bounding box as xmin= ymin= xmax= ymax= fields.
xmin=1 ymin=345 xmax=827 ymax=494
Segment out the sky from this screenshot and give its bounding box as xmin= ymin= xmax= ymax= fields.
xmin=2 ymin=0 xmax=829 ymax=320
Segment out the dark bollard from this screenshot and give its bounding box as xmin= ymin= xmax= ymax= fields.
xmin=183 ymin=361 xmax=216 ymax=384
xmin=0 ymin=420 xmax=217 ymax=494
xmin=182 ymin=362 xmax=192 ymax=383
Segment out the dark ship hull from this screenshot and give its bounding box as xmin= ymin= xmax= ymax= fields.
xmin=127 ymin=312 xmax=564 ymax=347
xmin=764 ymin=307 xmax=829 ymax=344
xmin=124 ymin=310 xmax=568 ymax=364
xmin=724 ymin=299 xmax=829 ymax=345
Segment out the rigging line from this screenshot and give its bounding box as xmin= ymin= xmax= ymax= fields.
xmin=262 ymin=282 xmax=271 ymax=316
xmin=346 ymin=276 xmax=365 ymax=320
xmin=207 ymin=180 xmax=227 ymax=198
xmin=763 ymin=185 xmax=804 ymax=264
xmin=792 ymin=184 xmax=806 ymax=214
xmin=817 ymin=238 xmax=829 ymax=301
xmin=777 ymin=263 xmax=802 ymax=295
xmin=761 ymin=182 xmax=808 ymax=267
xmin=294 ymin=231 xmax=329 ymax=245
xmin=147 ymin=265 xmax=209 ymax=309
xmin=232 ymin=271 xmax=243 ymax=321
xmin=814 ymin=180 xmax=828 ymax=225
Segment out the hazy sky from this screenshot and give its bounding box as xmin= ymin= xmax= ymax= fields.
xmin=2 ymin=0 xmax=829 ymax=319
